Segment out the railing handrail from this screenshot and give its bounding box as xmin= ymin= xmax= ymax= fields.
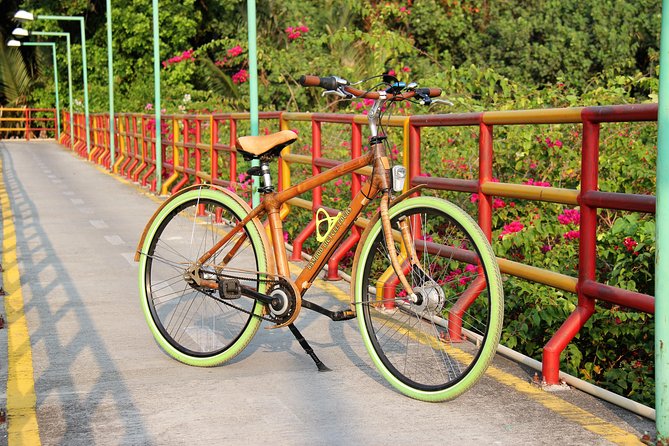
xmin=0 ymin=107 xmax=58 ymax=141
xmin=58 ymin=104 xmax=658 ymax=390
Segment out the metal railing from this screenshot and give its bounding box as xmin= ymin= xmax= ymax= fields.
xmin=0 ymin=108 xmax=58 ymax=140
xmin=59 ymin=105 xmax=656 ymax=387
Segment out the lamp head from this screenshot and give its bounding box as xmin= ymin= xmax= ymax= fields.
xmin=12 ymin=27 xmax=29 ymax=37
xmin=14 ymin=10 xmax=35 ymax=22
xmin=7 ymin=39 xmax=22 ymax=47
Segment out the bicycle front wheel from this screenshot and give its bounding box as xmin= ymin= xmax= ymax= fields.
xmin=138 ymin=188 xmax=269 ymax=366
xmin=354 ymin=197 xmax=503 ymax=401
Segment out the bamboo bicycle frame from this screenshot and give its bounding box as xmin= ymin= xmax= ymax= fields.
xmin=194 ymin=148 xmax=390 ymax=298
xmin=191 ymin=97 xmax=424 ymax=319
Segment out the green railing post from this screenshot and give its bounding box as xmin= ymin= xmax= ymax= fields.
xmin=105 ymin=0 xmax=115 ymax=167
xmin=152 ymin=0 xmax=162 ymax=193
xmin=657 ymin=0 xmax=669 ymax=441
xmin=247 ymin=0 xmax=260 ymax=207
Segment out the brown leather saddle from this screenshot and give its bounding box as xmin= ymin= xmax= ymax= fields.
xmin=235 ymin=129 xmax=297 ymax=160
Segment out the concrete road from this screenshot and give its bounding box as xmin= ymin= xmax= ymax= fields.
xmin=0 ymin=141 xmax=655 ymax=445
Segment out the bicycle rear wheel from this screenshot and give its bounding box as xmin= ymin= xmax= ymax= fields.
xmin=138 ymin=188 xmax=268 ymax=366
xmin=354 ymin=197 xmax=503 ymax=401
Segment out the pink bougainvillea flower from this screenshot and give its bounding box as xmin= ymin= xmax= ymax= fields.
xmin=286 ymin=25 xmax=309 ymax=40
xmin=162 ymin=48 xmax=195 ymax=67
xmin=563 ymin=230 xmax=580 ymax=240
xmin=557 ymin=208 xmax=580 ymax=225
xmin=499 ymin=221 xmax=524 ymax=239
xmin=227 ymin=45 xmax=243 ymax=58
xmin=524 ymin=178 xmax=551 ymax=187
xmin=623 ymin=237 xmax=638 ymax=252
xmin=232 ymin=69 xmax=249 ymax=84
xmin=493 ymin=198 xmax=506 ymax=209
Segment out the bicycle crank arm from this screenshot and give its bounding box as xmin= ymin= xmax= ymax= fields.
xmin=301 ymin=299 xmax=356 ymax=321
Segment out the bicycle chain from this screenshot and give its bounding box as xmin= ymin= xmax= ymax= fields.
xmin=198 ymin=269 xmax=290 ymax=324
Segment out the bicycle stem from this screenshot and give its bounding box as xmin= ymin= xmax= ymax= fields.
xmin=368 ymin=97 xmax=418 ymax=303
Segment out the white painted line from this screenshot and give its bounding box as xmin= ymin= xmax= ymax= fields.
xmin=104 ymin=235 xmax=125 ymax=246
xmin=90 ymin=219 xmax=109 ymax=229
xmin=62 ymin=191 xmax=75 ymax=196
xmin=70 ymin=198 xmax=84 ymax=205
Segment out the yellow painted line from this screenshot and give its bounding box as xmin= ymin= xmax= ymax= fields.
xmin=0 ymin=156 xmax=41 ymax=445
xmin=485 ymin=367 xmax=642 ymax=445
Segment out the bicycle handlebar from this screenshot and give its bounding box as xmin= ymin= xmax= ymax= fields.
xmin=298 ymin=74 xmax=442 ymax=101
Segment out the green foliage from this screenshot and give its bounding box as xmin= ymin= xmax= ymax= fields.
xmin=0 ymin=44 xmax=32 ymax=106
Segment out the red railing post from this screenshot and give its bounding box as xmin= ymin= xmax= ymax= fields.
xmin=230 ymin=117 xmax=238 ymax=187
xmin=542 ymin=118 xmax=599 ymax=385
xmin=195 ymin=118 xmax=202 ymax=186
xmin=25 ymin=109 xmax=30 ymax=140
xmin=408 ymin=120 xmax=421 ymax=189
xmin=291 ymin=118 xmax=321 ymax=260
xmin=327 ymin=121 xmax=363 ymax=279
xmin=129 ymin=115 xmax=142 ymax=179
xmin=478 ymin=122 xmax=494 ymax=241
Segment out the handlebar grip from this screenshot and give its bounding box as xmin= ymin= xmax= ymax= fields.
xmin=415 ymin=87 xmax=443 ymax=98
xmin=298 ymin=75 xmax=321 ymax=87
xmin=298 ymin=75 xmax=339 ymax=91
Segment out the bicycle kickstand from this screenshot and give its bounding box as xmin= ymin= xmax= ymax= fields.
xmin=288 ymin=323 xmax=331 ymax=372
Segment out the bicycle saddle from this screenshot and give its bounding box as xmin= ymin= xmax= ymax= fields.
xmin=236 ymin=130 xmax=297 ymax=158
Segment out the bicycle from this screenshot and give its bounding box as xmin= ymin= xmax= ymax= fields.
xmin=135 ymin=74 xmax=504 ymax=401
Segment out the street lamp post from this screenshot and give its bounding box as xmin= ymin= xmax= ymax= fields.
xmin=104 ymin=0 xmax=115 ymax=168
xmin=15 ymin=11 xmax=91 ymax=157
xmin=151 ymin=0 xmax=162 ymax=193
xmin=13 ymin=28 xmax=74 ymax=150
xmin=20 ymin=41 xmax=61 ymax=139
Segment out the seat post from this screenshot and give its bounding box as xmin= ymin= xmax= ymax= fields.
xmin=259 ymin=160 xmax=273 ymax=193
xmin=246 ymin=157 xmax=274 ymax=194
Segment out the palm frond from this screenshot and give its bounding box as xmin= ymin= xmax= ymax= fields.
xmin=199 ymin=57 xmax=240 ymax=100
xmin=0 ymin=44 xmax=32 ymax=107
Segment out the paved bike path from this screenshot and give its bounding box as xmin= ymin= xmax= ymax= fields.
xmin=0 ymin=141 xmax=654 ymax=445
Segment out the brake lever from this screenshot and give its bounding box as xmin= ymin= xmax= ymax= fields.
xmin=322 ymin=89 xmax=353 ymax=99
xmin=431 ymin=98 xmax=454 ymax=106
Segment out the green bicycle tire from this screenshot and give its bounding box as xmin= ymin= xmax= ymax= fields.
xmin=354 ymin=196 xmax=504 ymax=401
xmin=138 ymin=188 xmax=267 ymax=366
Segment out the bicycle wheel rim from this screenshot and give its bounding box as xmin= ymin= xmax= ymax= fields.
xmin=139 ymin=189 xmax=266 ymax=364
xmin=355 ymin=197 xmax=503 ymax=400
